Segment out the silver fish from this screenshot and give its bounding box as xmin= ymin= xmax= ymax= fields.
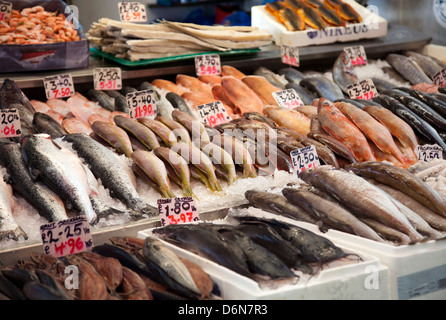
xmin=332 ymin=51 xmax=359 ymax=95
xmin=386 ymin=54 xmax=432 ymax=85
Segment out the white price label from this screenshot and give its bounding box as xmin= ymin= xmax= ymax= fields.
xmin=415 ymin=144 xmax=443 ymax=162
xmin=273 ymin=89 xmax=304 ymax=109
xmin=118 ymin=2 xmax=147 ymax=22
xmin=0 ymin=109 xmax=21 ymax=138
xmin=43 ymin=74 xmax=75 ymax=100
xmin=126 ymin=90 xmax=157 ymax=119
xmin=40 ymin=216 xmax=94 ymax=258
xmin=343 ymin=45 xmax=368 ymax=66
xmin=93 ymin=68 xmax=122 ymax=91
xmin=157 ymin=197 xmax=200 ymax=227
xmin=433 ymin=69 xmax=446 ymax=87
xmin=290 ymin=145 xmax=321 ymax=176
xmin=0 ymin=1 xmax=12 ymax=21
xmin=195 ymin=54 xmax=221 ymax=76
xmin=347 ymin=78 xmax=378 ymax=101
xmin=197 ymin=101 xmax=231 ymax=127
xmin=281 ymin=45 xmax=300 ymax=67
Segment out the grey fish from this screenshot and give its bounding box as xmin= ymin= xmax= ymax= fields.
xmin=372 ymin=77 xmax=398 ymax=93
xmin=386 ymin=54 xmax=432 ymax=85
xmin=285 ymin=82 xmax=318 ymax=106
xmin=21 ymin=134 xmax=98 ymax=225
xmin=32 ymin=112 xmax=67 ymax=139
xmin=381 ymin=66 xmax=410 ymax=85
xmin=166 ymin=92 xmax=197 ymax=119
xmin=87 ymin=89 xmax=116 ymax=112
xmin=138 ymin=118 xmax=177 ymax=148
xmin=62 ymin=133 xmax=157 ymax=218
xmin=300 ymin=76 xmax=345 ymax=101
xmin=0 ymin=142 xmax=69 ymax=222
xmin=139 ymin=82 xmax=174 ymax=119
xmin=332 ymin=51 xmax=359 ymax=94
xmin=23 ymin=282 xmax=69 ymax=300
xmin=155 ymin=115 xmax=191 ymax=144
xmin=405 ymin=51 xmax=444 ymax=79
xmin=360 ymin=218 xmax=411 ymax=245
xmin=401 ymin=88 xmax=446 ymax=119
xmin=278 ymin=68 xmax=306 ymax=84
xmin=172 ymin=110 xmax=210 ymax=142
xmin=253 ymin=67 xmax=288 ymax=89
xmin=106 ymin=90 xmax=129 ymax=113
xmin=114 ymin=115 xmax=160 ymax=151
xmin=0 ymin=79 xmax=36 ymax=115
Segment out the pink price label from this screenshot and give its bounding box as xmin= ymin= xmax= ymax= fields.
xmin=195 ymin=54 xmax=221 ymax=76
xmin=273 ymin=89 xmax=304 ymax=109
xmin=344 ymin=46 xmax=368 ymax=66
xmin=197 ymin=101 xmax=231 ymax=127
xmin=347 ymin=79 xmax=379 ymax=101
xmin=126 ymin=89 xmax=157 ymax=119
xmin=157 ymin=197 xmax=200 ymax=227
xmin=433 ymin=69 xmax=446 ymax=87
xmin=0 ymin=1 xmax=12 ymax=21
xmin=118 ymin=2 xmax=147 ymax=22
xmin=40 ymin=216 xmax=94 ymax=258
xmin=94 ymin=68 xmax=122 ymax=91
xmin=290 ymin=145 xmax=321 ymax=176
xmin=281 ymin=45 xmax=300 ymax=67
xmin=44 ymin=74 xmax=75 ymax=100
xmin=0 ymin=109 xmax=21 ymax=138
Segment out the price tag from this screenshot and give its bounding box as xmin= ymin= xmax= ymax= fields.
xmin=195 ymin=54 xmax=221 ymax=76
xmin=43 ymin=74 xmax=75 ymax=100
xmin=40 ymin=216 xmax=94 ymax=258
xmin=281 ymin=45 xmax=300 ymax=67
xmin=0 ymin=109 xmax=21 ymax=138
xmin=197 ymin=101 xmax=231 ymax=127
xmin=126 ymin=89 xmax=157 ymax=119
xmin=290 ymin=145 xmax=321 ymax=176
xmin=0 ymin=1 xmax=12 ymax=21
xmin=415 ymin=144 xmax=444 ymax=162
xmin=157 ymin=197 xmax=200 ymax=227
xmin=347 ymin=78 xmax=378 ymax=100
xmin=343 ymin=45 xmax=368 ymax=66
xmin=273 ymin=89 xmax=304 ymax=109
xmin=118 ymin=2 xmax=147 ymax=22
xmin=433 ymin=69 xmax=446 ymax=87
xmin=93 ymin=68 xmax=122 ymax=91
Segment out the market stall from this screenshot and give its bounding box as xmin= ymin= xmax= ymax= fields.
xmin=0 ymin=0 xmax=445 ymax=301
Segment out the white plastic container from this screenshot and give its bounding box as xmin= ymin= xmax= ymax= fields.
xmin=251 ymin=0 xmax=388 ymax=47
xmin=137 ymin=214 xmax=390 ymax=300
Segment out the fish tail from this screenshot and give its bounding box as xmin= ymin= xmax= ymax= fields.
xmin=209 ymin=176 xmax=223 ymax=193
xmin=0 ymin=227 xmax=28 ymax=241
xmin=243 ymin=164 xmax=258 ymax=179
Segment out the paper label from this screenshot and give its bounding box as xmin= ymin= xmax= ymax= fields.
xmin=126 ymin=89 xmax=157 ymax=119
xmin=273 ymin=89 xmax=304 ymax=109
xmin=40 ymin=216 xmax=94 ymax=258
xmin=93 ymin=68 xmax=122 ymax=91
xmin=197 ymin=101 xmax=231 ymax=127
xmin=195 ymin=54 xmax=221 ymax=76
xmin=290 ymin=145 xmax=321 ymax=176
xmin=0 ymin=109 xmax=21 ymax=138
xmin=433 ymin=68 xmax=446 ymax=87
xmin=157 ymin=197 xmax=200 ymax=227
xmin=44 ymin=74 xmax=75 ymax=100
xmin=347 ymin=78 xmax=378 ymax=100
xmin=281 ymin=45 xmax=300 ymax=67
xmin=344 ymin=45 xmax=368 ymax=66
xmin=415 ymin=144 xmax=443 ymax=162
xmin=0 ymin=1 xmax=11 ymax=21
xmin=118 ymin=2 xmax=147 ymax=22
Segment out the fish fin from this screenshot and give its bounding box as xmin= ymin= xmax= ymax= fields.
xmin=0 ymin=227 xmax=28 ymax=241
xmin=28 ymin=166 xmax=41 ymax=180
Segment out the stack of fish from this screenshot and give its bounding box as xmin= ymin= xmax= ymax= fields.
xmin=0 ymin=237 xmax=217 ymax=300
xmin=408 ymin=159 xmax=446 ymax=199
xmin=87 ymin=19 xmax=273 ymax=61
xmin=246 ymin=162 xmax=446 ymax=246
xmin=265 ymin=0 xmax=362 ymax=31
xmin=152 ymin=215 xmax=355 ymax=283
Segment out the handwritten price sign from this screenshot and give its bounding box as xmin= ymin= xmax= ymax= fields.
xmin=273 ymin=89 xmax=304 ymax=109
xmin=94 ymin=68 xmax=122 ymax=91
xmin=415 ymin=144 xmax=443 ymax=162
xmin=127 ymin=89 xmax=157 ymax=119
xmin=281 ymin=45 xmax=300 ymax=67
xmin=347 ymin=78 xmax=378 ymax=101
xmin=195 ymin=54 xmax=221 ymax=76
xmin=344 ymin=45 xmax=368 ymax=66
xmin=0 ymin=1 xmax=12 ymax=21
xmin=40 ymin=216 xmax=94 ymax=258
xmin=44 ymin=74 xmax=75 ymax=100
xmin=118 ymin=2 xmax=147 ymax=22
xmin=157 ymin=197 xmax=200 ymax=227
xmin=197 ymin=101 xmax=231 ymax=127
xmin=433 ymin=69 xmax=446 ymax=87
xmin=290 ymin=145 xmax=321 ymax=176
xmin=0 ymin=109 xmax=21 ymax=138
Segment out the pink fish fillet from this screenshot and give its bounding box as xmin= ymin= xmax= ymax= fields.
xmin=46 ymin=99 xmax=72 ymax=117
xmin=30 ymin=100 xmax=51 ymax=113
xmin=63 ymin=118 xmax=93 ymax=135
xmin=67 ymin=96 xmax=99 ymax=124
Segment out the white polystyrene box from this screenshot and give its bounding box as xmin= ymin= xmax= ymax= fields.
xmin=251 ymin=0 xmax=388 ymax=47
xmin=137 ymin=214 xmax=390 ymax=300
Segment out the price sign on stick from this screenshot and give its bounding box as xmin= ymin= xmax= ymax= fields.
xmin=343 ymin=45 xmax=368 ymax=66
xmin=126 ymin=89 xmax=157 ymax=119
xmin=157 ymin=197 xmax=200 ymax=227
xmin=94 ymin=68 xmax=122 ymax=91
xmin=44 ymin=74 xmax=75 ymax=100
xmin=347 ymin=78 xmax=379 ymax=101
xmin=118 ymin=2 xmax=147 ymax=22
xmin=0 ymin=109 xmax=21 ymax=138
xmin=0 ymin=1 xmax=12 ymax=21
xmin=433 ymin=69 xmax=446 ymax=87
xmin=195 ymin=54 xmax=221 ymax=76
xmin=415 ymin=144 xmax=444 ymax=162
xmin=273 ymin=89 xmax=304 ymax=109
xmin=290 ymin=146 xmax=321 ymax=176
xmin=40 ymin=216 xmax=94 ymax=258
xmin=197 ymin=101 xmax=231 ymax=127
xmin=281 ymin=45 xmax=300 ymax=67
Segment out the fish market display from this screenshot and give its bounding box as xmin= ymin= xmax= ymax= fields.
xmin=0 ymin=5 xmax=80 ymax=45
xmin=0 ymin=237 xmax=217 ymax=300
xmin=87 ymin=19 xmax=272 ymax=61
